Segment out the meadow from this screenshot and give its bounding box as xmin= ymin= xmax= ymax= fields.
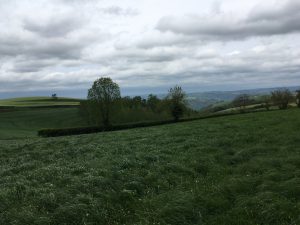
xmin=0 ymin=97 xmax=86 ymax=139
xmin=0 ymin=107 xmax=87 ymax=139
xmin=0 ymin=109 xmax=299 ymax=224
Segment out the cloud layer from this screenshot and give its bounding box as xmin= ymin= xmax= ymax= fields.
xmin=157 ymin=0 xmax=300 ymax=40
xmin=0 ymin=0 xmax=299 ymax=96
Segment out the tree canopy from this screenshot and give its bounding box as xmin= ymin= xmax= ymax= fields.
xmin=167 ymin=85 xmax=186 ymax=121
xmin=87 ymin=77 xmax=121 ymax=127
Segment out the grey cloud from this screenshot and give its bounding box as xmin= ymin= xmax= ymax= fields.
xmin=23 ymin=17 xmax=81 ymax=38
xmin=248 ymin=0 xmax=300 ymax=22
xmin=136 ymin=34 xmax=195 ymax=49
xmin=29 ymin=40 xmax=84 ymax=59
xmin=156 ymin=0 xmax=300 ymax=40
xmin=10 ymin=59 xmax=59 ymax=73
xmin=0 ymin=35 xmax=86 ymax=60
xmin=0 ymin=36 xmax=28 ymax=58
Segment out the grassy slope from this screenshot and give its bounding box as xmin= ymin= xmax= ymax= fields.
xmin=0 ymin=97 xmax=80 ymax=107
xmin=0 ymin=109 xmax=300 ymax=224
xmin=0 ymin=108 xmax=88 ymax=139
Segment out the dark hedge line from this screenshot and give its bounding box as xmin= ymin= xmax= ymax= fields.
xmin=38 ymin=120 xmax=180 ymax=137
xmin=38 ymin=109 xmax=278 ymax=137
xmin=38 ymin=126 xmax=104 ymax=137
xmin=27 ymin=105 xmax=79 ymax=109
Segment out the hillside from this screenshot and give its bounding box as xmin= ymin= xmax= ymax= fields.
xmin=0 ymin=97 xmax=81 ymax=107
xmin=0 ymin=109 xmax=299 ymax=224
xmin=0 ymin=97 xmax=86 ymax=139
xmin=0 ymin=108 xmax=88 ymax=139
xmin=186 ymin=86 xmax=300 ymax=110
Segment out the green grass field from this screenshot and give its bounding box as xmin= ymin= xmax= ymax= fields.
xmin=0 ymin=108 xmax=87 ymax=139
xmin=0 ymin=109 xmax=299 ymax=224
xmin=0 ymin=97 xmax=86 ymax=139
xmin=0 ymin=97 xmax=80 ymax=107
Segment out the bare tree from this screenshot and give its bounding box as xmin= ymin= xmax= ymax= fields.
xmin=232 ymin=94 xmax=251 ymax=112
xmin=271 ymin=89 xmax=294 ymax=110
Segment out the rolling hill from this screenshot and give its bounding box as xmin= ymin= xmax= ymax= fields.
xmin=0 ymin=97 xmax=86 ymax=139
xmin=186 ymin=86 xmax=300 ymax=110
xmin=0 ymin=107 xmax=88 ymax=139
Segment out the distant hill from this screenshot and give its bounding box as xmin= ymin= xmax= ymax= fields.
xmin=1 ymin=85 xmax=299 ymax=110
xmin=0 ymin=96 xmax=81 ymax=108
xmin=186 ymin=86 xmax=300 ymax=110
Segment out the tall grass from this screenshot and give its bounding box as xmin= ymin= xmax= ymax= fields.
xmin=0 ymin=109 xmax=299 ymax=224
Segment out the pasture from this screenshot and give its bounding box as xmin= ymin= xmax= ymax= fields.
xmin=0 ymin=97 xmax=85 ymax=139
xmin=0 ymin=109 xmax=299 ymax=224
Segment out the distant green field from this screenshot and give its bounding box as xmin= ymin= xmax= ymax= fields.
xmin=0 ymin=97 xmax=81 ymax=107
xmin=0 ymin=109 xmax=299 ymax=224
xmin=0 ymin=108 xmax=88 ymax=139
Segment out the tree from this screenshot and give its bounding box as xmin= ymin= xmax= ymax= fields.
xmin=271 ymin=89 xmax=294 ymax=110
xmin=51 ymin=93 xmax=57 ymax=100
xmin=296 ymin=90 xmax=300 ymax=108
xmin=147 ymin=94 xmax=160 ymax=112
xmin=132 ymin=96 xmax=146 ymax=108
xmin=87 ymin=77 xmax=121 ymax=127
xmin=232 ymin=94 xmax=251 ymax=112
xmin=167 ymin=85 xmax=186 ymax=121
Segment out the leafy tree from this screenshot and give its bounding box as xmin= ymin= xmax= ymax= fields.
xmin=271 ymin=89 xmax=294 ymax=110
xmin=232 ymin=94 xmax=251 ymax=112
xmin=51 ymin=93 xmax=57 ymax=100
xmin=167 ymin=85 xmax=186 ymax=121
xmin=147 ymin=94 xmax=160 ymax=112
xmin=132 ymin=96 xmax=146 ymax=108
xmin=87 ymin=77 xmax=121 ymax=127
xmin=296 ymin=90 xmax=300 ymax=108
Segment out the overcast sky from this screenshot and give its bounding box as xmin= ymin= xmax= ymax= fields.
xmin=0 ymin=0 xmax=300 ymax=97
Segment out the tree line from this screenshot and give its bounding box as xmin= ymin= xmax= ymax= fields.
xmin=80 ymin=77 xmax=195 ymax=128
xmin=202 ymin=88 xmax=300 ymax=113
xmin=81 ymin=77 xmax=300 ymax=127
xmin=232 ymin=88 xmax=300 ymax=112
